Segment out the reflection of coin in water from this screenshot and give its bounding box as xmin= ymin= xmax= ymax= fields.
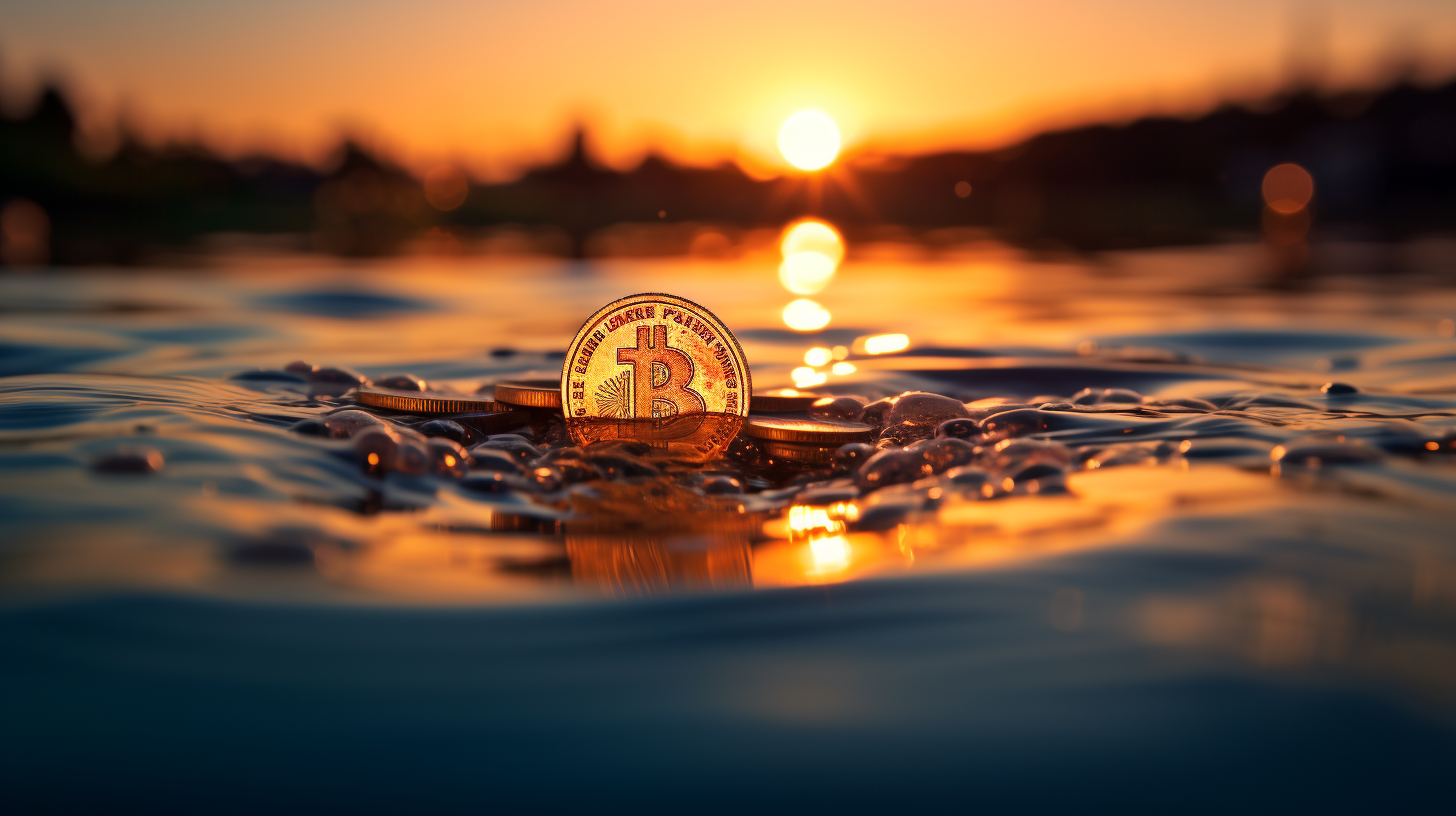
xmin=561 ymin=293 xmax=751 ymax=460
xmin=565 ymin=532 xmax=753 ymax=597
xmin=494 ymin=379 xmax=562 ymax=409
xmin=745 ymin=415 xmax=875 ymax=444
xmin=450 ymin=410 xmax=534 ymax=437
xmin=357 ymin=386 xmax=507 ymax=414
xmin=751 ymin=388 xmax=823 ymax=412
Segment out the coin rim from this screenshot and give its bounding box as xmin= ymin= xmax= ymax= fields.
xmin=761 ymin=439 xmax=839 ymax=465
xmin=357 ymin=386 xmax=507 ymax=414
xmin=494 ymin=379 xmax=563 ymax=409
xmin=559 ymin=292 xmax=753 ymax=420
xmin=750 ymin=390 xmax=823 ymax=412
xmin=744 ymin=415 xmax=875 ymax=443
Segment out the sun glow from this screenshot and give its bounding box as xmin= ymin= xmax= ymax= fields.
xmin=778 ymin=111 xmax=841 ymax=171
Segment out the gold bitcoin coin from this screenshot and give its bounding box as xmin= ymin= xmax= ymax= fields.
xmin=751 ymin=388 xmax=823 ymax=412
xmin=561 ymin=293 xmax=751 ymax=461
xmin=357 ymin=386 xmax=507 ymax=414
xmin=744 ymin=415 xmax=874 ymax=444
xmin=494 ymin=379 xmax=562 ymax=409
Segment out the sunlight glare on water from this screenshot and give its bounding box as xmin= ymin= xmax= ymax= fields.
xmin=3 ymin=236 xmax=1456 ymax=807
xmin=3 ymin=233 xmax=1456 ymax=815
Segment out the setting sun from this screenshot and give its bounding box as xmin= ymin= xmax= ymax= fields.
xmin=778 ymin=110 xmax=841 ymax=171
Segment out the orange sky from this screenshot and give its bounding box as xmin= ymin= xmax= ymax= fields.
xmin=2 ymin=0 xmax=1454 ymax=178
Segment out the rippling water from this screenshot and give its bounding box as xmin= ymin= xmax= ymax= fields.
xmin=3 ymin=239 xmax=1455 ymax=810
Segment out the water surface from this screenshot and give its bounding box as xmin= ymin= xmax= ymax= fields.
xmin=2 ymin=239 xmax=1455 ymax=810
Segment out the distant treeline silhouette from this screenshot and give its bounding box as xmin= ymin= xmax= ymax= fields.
xmin=1 ymin=77 xmax=1452 ymax=264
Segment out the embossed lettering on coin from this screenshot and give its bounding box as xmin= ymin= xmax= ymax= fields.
xmin=561 ymin=294 xmax=751 ymax=460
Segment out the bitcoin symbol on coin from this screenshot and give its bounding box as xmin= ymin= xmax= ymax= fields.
xmin=561 ymin=294 xmax=751 ymax=460
xmin=615 ymin=324 xmax=705 ymax=421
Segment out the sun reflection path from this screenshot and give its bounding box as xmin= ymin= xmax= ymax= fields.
xmin=778 ymin=251 xmax=837 ymax=295
xmin=773 ymin=216 xmax=910 ymax=388
xmin=780 ymin=219 xmax=844 ymax=263
xmin=861 ymin=333 xmax=910 ymax=355
xmin=778 ymin=219 xmax=841 ymax=343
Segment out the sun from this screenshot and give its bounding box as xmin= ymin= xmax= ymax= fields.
xmin=778 ymin=110 xmax=841 ymax=171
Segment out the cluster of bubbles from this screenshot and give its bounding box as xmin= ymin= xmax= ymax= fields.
xmin=88 ymin=360 xmax=1442 ymax=556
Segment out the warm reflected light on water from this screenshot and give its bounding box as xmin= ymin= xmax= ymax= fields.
xmin=780 ymin=220 xmax=844 ymax=264
xmin=804 ymin=347 xmax=833 ymax=366
xmin=786 ymin=504 xmax=855 ymax=576
xmin=778 ymin=221 xmax=843 ymax=295
xmin=778 ymin=111 xmax=841 ymax=171
xmin=861 ymin=333 xmax=910 ymax=354
xmin=809 ymin=535 xmax=852 ymax=574
xmin=779 ymin=251 xmax=837 ymax=294
xmin=784 ymin=298 xmax=831 ymax=331
xmin=791 ymin=366 xmax=827 ymax=388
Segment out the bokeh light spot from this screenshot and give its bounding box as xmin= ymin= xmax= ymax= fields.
xmin=778 ymin=111 xmax=841 ymax=171
xmin=791 ymin=366 xmax=827 ymax=387
xmin=780 ymin=219 xmax=844 ymax=264
xmin=955 ymin=181 xmax=973 ymax=198
xmin=862 ymin=333 xmax=910 ymax=354
xmin=423 ymin=164 xmax=469 ymax=211
xmin=783 ymin=299 xmax=831 ymax=331
xmin=1262 ymin=163 xmax=1314 ymax=214
xmin=804 ymin=347 xmax=833 ymax=366
xmin=0 ymin=198 xmax=50 ymax=266
xmin=779 ymin=251 xmax=837 ymax=295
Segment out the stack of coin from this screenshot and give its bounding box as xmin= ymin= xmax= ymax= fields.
xmin=357 ymin=385 xmax=506 ymax=415
xmin=354 ymin=384 xmax=533 ymax=437
xmin=744 ymin=415 xmax=874 ymax=467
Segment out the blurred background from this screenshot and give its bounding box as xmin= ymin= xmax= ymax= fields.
xmin=0 ymin=0 xmax=1452 ymax=267
xmin=5 ymin=4 xmax=1456 ymax=811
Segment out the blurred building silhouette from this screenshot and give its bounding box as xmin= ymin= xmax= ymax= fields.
xmin=1 ymin=76 xmax=1453 ymax=265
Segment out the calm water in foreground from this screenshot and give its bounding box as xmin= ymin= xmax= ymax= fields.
xmin=3 ymin=238 xmax=1455 ymax=811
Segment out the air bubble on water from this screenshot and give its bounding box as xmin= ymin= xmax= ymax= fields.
xmin=378 ymin=373 xmax=428 ymax=391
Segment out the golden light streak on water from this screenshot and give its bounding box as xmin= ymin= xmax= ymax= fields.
xmin=861 ymin=333 xmax=910 ymax=354
xmin=783 ymin=299 xmax=831 ymax=331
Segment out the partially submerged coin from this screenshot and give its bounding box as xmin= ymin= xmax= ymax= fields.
xmin=561 ymin=293 xmax=751 ymax=460
xmin=751 ymin=388 xmax=823 ymax=413
xmin=494 ymin=379 xmax=562 ymax=409
xmin=357 ymin=386 xmax=507 ymax=414
xmin=744 ymin=415 xmax=875 ymax=444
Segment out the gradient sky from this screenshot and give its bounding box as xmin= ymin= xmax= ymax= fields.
xmin=2 ymin=0 xmax=1453 ymax=177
